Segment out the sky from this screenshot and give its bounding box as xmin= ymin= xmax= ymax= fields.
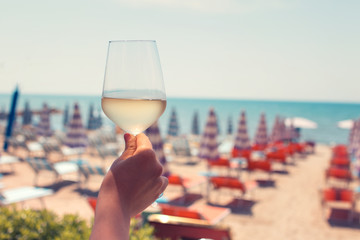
xmin=0 ymin=0 xmax=359 ymax=103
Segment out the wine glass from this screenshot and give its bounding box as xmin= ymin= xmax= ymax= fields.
xmin=101 ymin=40 xmax=166 ymax=135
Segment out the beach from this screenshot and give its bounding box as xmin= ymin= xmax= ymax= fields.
xmin=1 ymin=133 xmax=360 ymax=240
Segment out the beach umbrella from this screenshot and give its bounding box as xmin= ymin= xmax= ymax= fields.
xmin=145 ymin=122 xmax=170 ymax=177
xmin=3 ymin=86 xmax=19 ymax=151
xmin=270 ymin=115 xmax=287 ymax=143
xmin=285 ymin=117 xmax=317 ymax=129
xmin=349 ymin=119 xmax=360 ymax=155
xmin=64 ymin=103 xmax=88 ymax=149
xmin=22 ymin=101 xmax=32 ymax=126
xmin=198 ymin=108 xmax=220 ymax=161
xmin=95 ymin=109 xmax=103 ymax=129
xmin=254 ymin=113 xmax=268 ymax=147
xmin=191 ymin=111 xmax=200 ymax=135
xmin=285 ymin=121 xmax=299 ymax=142
xmin=233 ymin=110 xmax=251 ymax=150
xmin=227 ymin=115 xmax=233 ymax=135
xmin=337 ymin=119 xmax=354 ymax=129
xmin=0 ymin=107 xmax=6 ymax=121
xmin=63 ymin=104 xmax=69 ymax=128
xmin=167 ymin=108 xmax=179 ymax=137
xmin=37 ymin=103 xmax=53 ymax=137
xmin=87 ymin=104 xmax=98 ymax=130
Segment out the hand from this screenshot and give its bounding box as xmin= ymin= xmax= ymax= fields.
xmin=90 ymin=133 xmax=168 ymax=240
xmin=107 ymin=133 xmax=168 ymax=217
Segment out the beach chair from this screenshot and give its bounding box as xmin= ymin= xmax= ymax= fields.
xmin=330 ymin=157 xmax=351 ymax=169
xmin=26 ymin=157 xmax=79 ymax=186
xmin=0 ymin=154 xmax=20 ymax=173
xmin=171 ymin=136 xmax=199 ymax=164
xmin=87 ymin=196 xmax=97 ymax=212
xmin=231 ymin=148 xmax=251 ymax=160
xmin=320 ymin=187 xmax=356 ymax=223
xmin=167 ymin=174 xmax=206 ymax=203
xmin=246 ymin=159 xmax=272 ymax=179
xmin=0 ymin=186 xmax=54 ymax=208
xmin=325 ymin=167 xmax=352 ymax=187
xmin=42 ymin=140 xmax=85 ymax=162
xmin=77 ymin=163 xmax=107 ymax=188
xmin=148 ymin=203 xmax=232 ymax=240
xmin=207 ymin=176 xmax=257 ymax=206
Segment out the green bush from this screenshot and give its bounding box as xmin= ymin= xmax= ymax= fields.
xmin=0 ymin=206 xmax=155 ymax=240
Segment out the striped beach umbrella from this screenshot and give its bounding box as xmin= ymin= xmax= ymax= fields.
xmin=65 ymin=103 xmax=88 ymax=149
xmin=22 ymin=101 xmax=33 ymax=126
xmin=349 ymin=119 xmax=360 ymax=156
xmin=145 ymin=122 xmax=170 ymax=177
xmin=285 ymin=121 xmax=299 ymax=142
xmin=270 ymin=116 xmax=281 ymax=143
xmin=198 ymin=108 xmax=220 ymax=161
xmin=167 ymin=108 xmax=179 ymax=137
xmin=191 ymin=111 xmax=200 ymax=135
xmin=233 ymin=111 xmax=251 ymax=150
xmin=37 ymin=103 xmax=53 ymax=137
xmin=254 ymin=113 xmax=268 ymax=147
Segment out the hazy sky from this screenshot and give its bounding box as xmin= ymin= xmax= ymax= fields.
xmin=1 ymin=0 xmax=359 ymax=102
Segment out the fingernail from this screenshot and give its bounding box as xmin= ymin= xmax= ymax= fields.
xmin=124 ymin=133 xmax=131 ymax=142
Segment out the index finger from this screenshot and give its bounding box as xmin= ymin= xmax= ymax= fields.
xmin=134 ymin=133 xmax=153 ymax=153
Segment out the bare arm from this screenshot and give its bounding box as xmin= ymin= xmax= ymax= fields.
xmin=90 ymin=133 xmax=168 ymax=239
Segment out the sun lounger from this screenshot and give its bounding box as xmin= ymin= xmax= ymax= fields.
xmin=167 ymin=174 xmax=206 ymax=197
xmin=148 ymin=205 xmax=232 ymax=240
xmin=26 ymin=157 xmax=79 ymax=185
xmin=0 ymin=186 xmax=53 ymax=207
xmin=325 ymin=167 xmax=352 ymax=187
xmin=0 ymin=155 xmax=20 ymax=172
xmin=320 ymin=187 xmax=356 ymax=223
xmin=207 ymin=176 xmax=257 ymax=206
xmin=77 ymin=163 xmax=106 ymax=187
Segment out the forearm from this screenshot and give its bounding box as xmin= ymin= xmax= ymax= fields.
xmin=90 ymin=176 xmax=130 ymax=239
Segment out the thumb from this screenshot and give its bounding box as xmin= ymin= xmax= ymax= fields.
xmin=119 ymin=133 xmax=137 ymax=160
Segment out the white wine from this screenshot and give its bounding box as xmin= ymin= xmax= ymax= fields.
xmin=101 ymin=97 xmax=167 ymax=135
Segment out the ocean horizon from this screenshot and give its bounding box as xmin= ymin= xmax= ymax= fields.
xmin=1 ymin=93 xmax=359 ymax=145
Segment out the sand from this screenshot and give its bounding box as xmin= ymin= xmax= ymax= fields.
xmin=1 ymin=141 xmax=360 ymax=240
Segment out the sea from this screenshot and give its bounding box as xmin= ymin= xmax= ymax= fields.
xmin=1 ymin=93 xmax=359 ymax=145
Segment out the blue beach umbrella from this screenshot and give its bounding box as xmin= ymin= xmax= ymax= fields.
xmin=95 ymin=110 xmax=103 ymax=129
xmin=191 ymin=111 xmax=200 ymax=135
xmin=87 ymin=104 xmax=98 ymax=130
xmin=63 ymin=104 xmax=69 ymax=128
xmin=3 ymin=86 xmax=19 ymax=151
xmin=167 ymin=108 xmax=179 ymax=137
xmin=233 ymin=111 xmax=251 ymax=151
xmin=22 ymin=101 xmax=32 ymax=126
xmin=65 ymin=103 xmax=88 ymax=149
xmin=227 ymin=115 xmax=233 ymax=135
xmin=198 ymin=108 xmax=220 ymax=161
xmin=0 ymin=107 xmax=6 ymax=121
xmin=145 ymin=122 xmax=170 ymax=177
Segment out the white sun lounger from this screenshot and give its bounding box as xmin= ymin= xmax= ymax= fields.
xmin=0 ymin=186 xmax=54 ymax=207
